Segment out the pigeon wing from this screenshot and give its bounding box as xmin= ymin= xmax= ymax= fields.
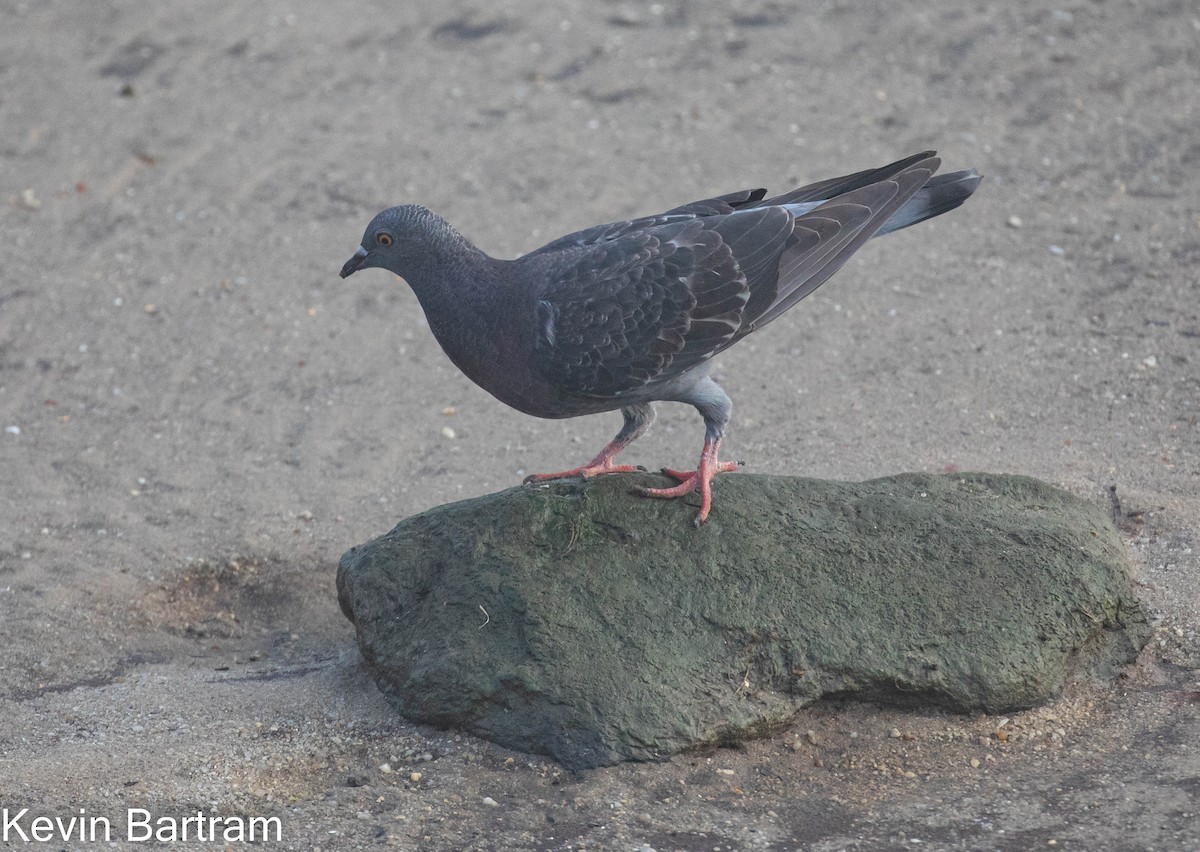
xmin=530 ymin=206 xmax=792 ymax=399
xmin=527 ymin=152 xmax=949 ymax=395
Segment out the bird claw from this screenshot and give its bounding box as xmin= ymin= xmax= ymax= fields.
xmin=524 ymin=462 xmax=641 ymax=485
xmin=636 ymin=438 xmax=738 ymax=524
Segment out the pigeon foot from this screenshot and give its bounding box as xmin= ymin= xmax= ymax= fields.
xmin=635 ymin=439 xmax=738 ymax=525
xmin=524 ymin=460 xmax=643 ymax=485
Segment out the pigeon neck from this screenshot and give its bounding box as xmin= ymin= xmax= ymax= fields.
xmin=400 ymin=232 xmax=509 ymax=370
xmin=401 ymin=232 xmax=497 ymax=310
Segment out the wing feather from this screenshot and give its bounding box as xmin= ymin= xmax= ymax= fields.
xmin=529 ymin=208 xmax=792 ymax=398
xmin=524 ymin=151 xmax=968 ymax=400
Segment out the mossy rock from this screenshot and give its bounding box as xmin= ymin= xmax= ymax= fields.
xmin=337 ymin=472 xmax=1150 ymax=769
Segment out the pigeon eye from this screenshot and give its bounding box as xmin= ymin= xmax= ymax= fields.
xmin=376 ymin=231 xmax=395 ymax=247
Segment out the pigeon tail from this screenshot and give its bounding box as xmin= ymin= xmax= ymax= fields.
xmin=875 ymin=169 xmax=983 ymax=236
xmin=751 ymin=155 xmax=940 ymax=329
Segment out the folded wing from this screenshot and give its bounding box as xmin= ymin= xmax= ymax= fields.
xmin=529 ymin=152 xmax=967 ymax=399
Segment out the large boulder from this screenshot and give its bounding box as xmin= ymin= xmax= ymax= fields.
xmin=337 ymin=472 xmax=1150 ymax=769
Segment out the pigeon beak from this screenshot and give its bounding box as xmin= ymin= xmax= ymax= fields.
xmin=339 ymin=245 xmax=369 ymax=279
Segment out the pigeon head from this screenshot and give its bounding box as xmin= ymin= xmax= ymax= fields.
xmin=339 ymin=204 xmax=450 ymax=280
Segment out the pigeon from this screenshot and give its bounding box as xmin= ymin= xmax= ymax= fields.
xmin=340 ymin=151 xmax=981 ymax=525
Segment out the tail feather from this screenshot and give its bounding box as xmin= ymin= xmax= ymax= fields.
xmin=759 ymin=150 xmax=938 ymax=207
xmin=740 ymin=156 xmax=981 ymax=333
xmin=875 ymin=169 xmax=982 ymax=236
xmin=750 ymin=156 xmax=941 ymax=329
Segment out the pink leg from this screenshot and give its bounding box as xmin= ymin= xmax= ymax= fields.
xmin=524 ymin=404 xmax=653 ymax=484
xmin=522 ymin=440 xmax=643 ymax=483
xmin=635 ymin=436 xmax=739 ymax=525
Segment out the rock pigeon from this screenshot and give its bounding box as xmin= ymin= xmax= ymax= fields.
xmin=340 ymin=151 xmax=981 ymax=524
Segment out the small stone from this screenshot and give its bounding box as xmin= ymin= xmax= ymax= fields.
xmin=298 ymin=510 xmax=314 ymax=522
xmin=715 ymin=768 xmax=735 ymax=775
xmin=441 ymin=426 xmax=456 ymax=439
xmin=442 ymin=406 xmax=457 ymax=416
xmin=890 ymin=728 xmax=902 ymax=738
xmin=805 ymin=729 xmax=817 ymax=745
xmin=378 ymin=763 xmax=392 ymax=774
xmin=1006 ymin=215 xmax=1022 ymax=228
xmin=609 ymin=10 xmax=644 ymax=26
xmin=969 ymin=757 xmax=981 ymax=768
xmin=1048 ymin=245 xmax=1066 ymax=256
xmin=19 ymin=188 xmax=41 ymax=208
xmin=482 ymin=796 xmax=499 ymax=807
xmin=409 ymin=771 xmax=422 ymax=783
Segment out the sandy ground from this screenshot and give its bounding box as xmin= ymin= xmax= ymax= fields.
xmin=2 ymin=1 xmax=1198 ymax=849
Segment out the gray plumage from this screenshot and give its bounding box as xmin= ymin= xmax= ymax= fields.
xmin=340 ymin=151 xmax=981 ymax=524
